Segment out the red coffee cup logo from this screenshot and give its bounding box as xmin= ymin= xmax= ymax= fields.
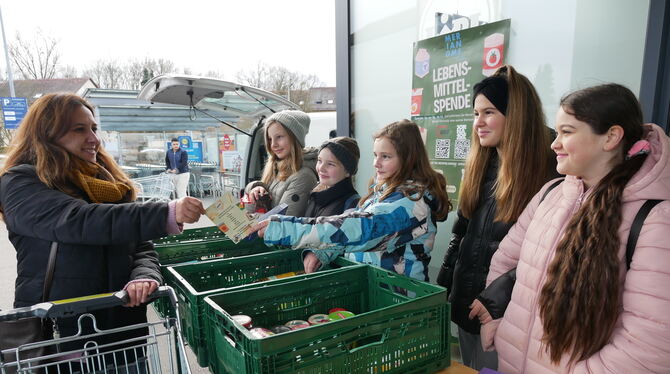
xmin=482 ymin=33 xmax=504 ymax=76
xmin=411 ymin=88 xmax=423 ymax=116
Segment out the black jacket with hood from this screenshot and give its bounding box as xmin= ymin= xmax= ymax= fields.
xmin=437 ymin=153 xmax=515 ymax=334
xmin=0 ymin=164 xmax=164 ymax=348
xmin=303 ymin=177 xmax=360 ymax=218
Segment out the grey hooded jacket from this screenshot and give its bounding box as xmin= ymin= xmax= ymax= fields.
xmin=245 ymin=147 xmax=318 ymax=216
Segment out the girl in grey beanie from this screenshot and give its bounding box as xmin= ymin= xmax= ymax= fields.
xmin=244 ymin=110 xmax=318 ymax=216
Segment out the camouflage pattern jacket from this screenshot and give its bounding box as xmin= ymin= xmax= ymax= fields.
xmin=264 ymin=181 xmax=440 ymax=281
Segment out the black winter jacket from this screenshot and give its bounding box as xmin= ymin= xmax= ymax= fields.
xmin=0 ymin=165 xmax=165 ymax=346
xmin=303 ymin=178 xmax=360 ymax=218
xmin=437 ymin=153 xmax=514 ymax=335
xmin=165 ymin=147 xmax=189 ymax=173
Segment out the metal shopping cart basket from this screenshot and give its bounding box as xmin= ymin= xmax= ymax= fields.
xmin=131 ymin=173 xmax=174 ymax=202
xmin=0 ymin=286 xmax=191 ymax=374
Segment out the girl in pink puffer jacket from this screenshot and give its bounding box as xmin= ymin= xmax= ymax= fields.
xmin=471 ymin=83 xmax=670 ymax=373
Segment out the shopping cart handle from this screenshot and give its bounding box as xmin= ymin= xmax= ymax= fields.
xmin=0 ymin=302 xmax=52 ymax=322
xmin=145 ymin=286 xmax=177 ymax=305
xmin=0 ymin=287 xmax=177 ymax=320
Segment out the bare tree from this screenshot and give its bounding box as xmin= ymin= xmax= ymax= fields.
xmin=203 ymin=70 xmax=225 ymax=79
xmin=123 ymin=58 xmax=178 ymax=89
xmin=235 ymin=62 xmax=324 ymax=110
xmin=154 ymin=58 xmax=176 ymax=75
xmin=0 ymin=125 xmax=11 ymax=150
xmin=122 ymin=59 xmax=147 ymax=90
xmin=9 ymin=30 xmax=61 ymax=79
xmin=84 ymin=59 xmax=125 ymax=89
xmin=235 ymin=61 xmax=269 ymax=89
xmin=236 ymin=61 xmax=324 ymax=93
xmin=58 ymin=65 xmax=79 ymax=79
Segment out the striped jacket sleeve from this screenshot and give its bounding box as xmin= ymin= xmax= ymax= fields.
xmin=264 ymin=193 xmax=427 ymax=266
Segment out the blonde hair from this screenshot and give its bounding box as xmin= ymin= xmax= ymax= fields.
xmin=260 ymin=120 xmax=304 ymax=184
xmin=0 ymin=93 xmax=135 ymax=217
xmin=459 ymin=65 xmax=554 ymax=222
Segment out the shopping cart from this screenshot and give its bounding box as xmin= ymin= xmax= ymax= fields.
xmin=0 ymin=286 xmax=191 ymax=374
xmin=131 ymin=173 xmax=174 ymax=202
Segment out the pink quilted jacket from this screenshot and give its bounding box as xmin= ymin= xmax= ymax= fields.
xmin=481 ymin=124 xmax=670 ymax=374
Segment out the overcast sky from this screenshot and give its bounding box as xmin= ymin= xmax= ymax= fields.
xmin=0 ymin=0 xmax=336 ymax=85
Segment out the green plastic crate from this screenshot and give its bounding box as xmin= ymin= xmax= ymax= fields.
xmin=152 ymin=227 xmax=271 ymax=318
xmin=155 ymin=229 xmax=269 ymax=266
xmin=166 ymin=250 xmax=360 ymax=367
xmin=153 ymin=226 xmax=225 ymax=246
xmin=204 ymin=265 xmax=450 ymax=374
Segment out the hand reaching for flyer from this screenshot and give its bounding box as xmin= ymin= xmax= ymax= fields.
xmin=249 ymin=219 xmax=270 ymax=238
xmin=175 ymin=197 xmax=206 ymax=224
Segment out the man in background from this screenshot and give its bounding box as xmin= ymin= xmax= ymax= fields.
xmin=165 ymin=138 xmax=190 ymax=198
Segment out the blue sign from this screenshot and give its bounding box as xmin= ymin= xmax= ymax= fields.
xmin=166 ymin=138 xmax=203 ymax=162
xmin=1 ymin=97 xmax=28 ymax=129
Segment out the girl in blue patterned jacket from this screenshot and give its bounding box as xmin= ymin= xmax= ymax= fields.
xmin=253 ymin=119 xmax=452 ymax=281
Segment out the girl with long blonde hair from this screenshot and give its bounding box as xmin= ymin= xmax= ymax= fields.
xmin=244 ymin=110 xmax=318 ymax=216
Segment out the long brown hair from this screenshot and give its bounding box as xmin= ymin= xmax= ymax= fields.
xmin=359 ymin=119 xmax=452 ymax=221
xmin=261 ymin=120 xmax=304 ymax=184
xmin=459 ymin=65 xmax=554 ymax=222
xmin=539 ymin=84 xmax=645 ymax=364
xmin=0 ymin=93 xmax=134 ymax=211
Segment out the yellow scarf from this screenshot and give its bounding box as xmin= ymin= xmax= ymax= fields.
xmin=72 ymin=161 xmax=132 ymax=203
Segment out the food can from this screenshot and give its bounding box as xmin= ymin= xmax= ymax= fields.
xmin=308 ymin=314 xmax=330 ymax=325
xmin=248 ymin=327 xmax=274 ymax=339
xmin=269 ymin=325 xmax=292 ymax=334
xmin=285 ymin=319 xmax=310 ymax=330
xmin=231 ymin=314 xmax=252 ymax=329
xmin=328 ymin=310 xmax=355 ymax=320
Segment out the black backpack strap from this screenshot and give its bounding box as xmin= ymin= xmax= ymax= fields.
xmin=540 ymin=178 xmax=565 ymax=203
xmin=626 ymin=199 xmax=663 ymax=270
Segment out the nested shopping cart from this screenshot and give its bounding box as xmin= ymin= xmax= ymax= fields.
xmin=0 ymin=286 xmax=191 ymax=374
xmin=131 ymin=173 xmax=174 ymax=202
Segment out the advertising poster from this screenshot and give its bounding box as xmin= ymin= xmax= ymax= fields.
xmin=166 ymin=137 xmax=204 ymax=162
xmin=411 ymin=19 xmax=510 ymax=205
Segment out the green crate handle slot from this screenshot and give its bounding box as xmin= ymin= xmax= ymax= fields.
xmin=347 ymin=328 xmax=389 ymax=354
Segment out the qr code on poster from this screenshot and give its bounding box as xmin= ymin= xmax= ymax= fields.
xmin=435 ymin=139 xmax=450 ymax=159
xmin=454 ymin=139 xmax=470 ymax=159
xmin=456 ymin=125 xmax=468 ymax=140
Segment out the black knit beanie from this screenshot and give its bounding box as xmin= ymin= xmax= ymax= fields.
xmin=472 ymin=76 xmax=508 ymax=115
xmin=319 ymin=140 xmax=358 ymax=175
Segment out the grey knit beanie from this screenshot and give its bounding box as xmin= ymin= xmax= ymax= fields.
xmin=266 ymin=110 xmax=311 ymax=147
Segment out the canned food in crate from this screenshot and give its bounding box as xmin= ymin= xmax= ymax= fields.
xmin=285 ymin=320 xmax=310 ymax=330
xmin=232 ymin=314 xmax=252 ymax=329
xmin=308 ymin=314 xmax=330 ymax=325
xmin=269 ymin=325 xmax=292 ymax=334
xmin=248 ymin=327 xmax=274 ymax=339
xmin=328 ymin=310 xmax=355 ymax=320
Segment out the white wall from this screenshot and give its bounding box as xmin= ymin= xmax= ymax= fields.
xmin=305 ymin=111 xmax=337 ymax=148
